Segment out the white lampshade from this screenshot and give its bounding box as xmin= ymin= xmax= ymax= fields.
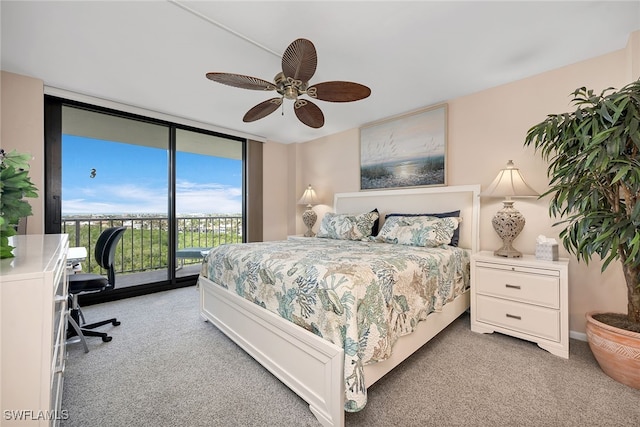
xmin=483 ymin=160 xmax=539 ymax=198
xmin=297 ymin=185 xmax=318 ymax=207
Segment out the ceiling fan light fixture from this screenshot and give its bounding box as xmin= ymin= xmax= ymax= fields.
xmin=282 ymin=86 xmax=298 ymax=100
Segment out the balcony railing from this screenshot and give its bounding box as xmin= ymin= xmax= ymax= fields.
xmin=62 ymin=215 xmax=242 ymax=276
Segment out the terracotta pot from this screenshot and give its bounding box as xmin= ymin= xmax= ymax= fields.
xmin=585 ymin=312 xmax=640 ymax=389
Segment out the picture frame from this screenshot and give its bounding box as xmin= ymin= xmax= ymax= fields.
xmin=360 ymin=103 xmax=447 ymax=190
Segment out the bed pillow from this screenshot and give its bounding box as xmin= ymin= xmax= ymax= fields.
xmin=317 ymin=210 xmax=380 ymax=240
xmin=371 ymin=208 xmax=380 ymax=236
xmin=385 ymin=210 xmax=461 ymax=246
xmin=375 ymin=215 xmax=461 ymax=248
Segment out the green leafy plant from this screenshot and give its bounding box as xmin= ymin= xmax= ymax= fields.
xmin=524 ymin=80 xmax=640 ymax=329
xmin=0 ymin=149 xmax=39 ymax=258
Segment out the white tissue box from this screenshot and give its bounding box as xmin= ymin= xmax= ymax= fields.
xmin=535 ymin=243 xmax=559 ymax=261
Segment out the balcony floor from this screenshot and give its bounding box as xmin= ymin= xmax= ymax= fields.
xmin=116 ymin=263 xmax=201 ymax=288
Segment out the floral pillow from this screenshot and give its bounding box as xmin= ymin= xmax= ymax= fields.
xmin=385 ymin=210 xmax=461 ymax=246
xmin=374 ymin=215 xmax=461 ymax=247
xmin=317 ymin=210 xmax=380 ymax=240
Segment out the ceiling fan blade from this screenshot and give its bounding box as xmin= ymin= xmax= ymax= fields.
xmin=206 ymin=72 xmax=276 ymax=91
xmin=243 ymin=98 xmax=283 ymax=122
xmin=282 ymin=38 xmax=317 ymax=83
xmin=294 ymin=99 xmax=324 ymax=128
xmin=307 ymin=81 xmax=371 ymax=102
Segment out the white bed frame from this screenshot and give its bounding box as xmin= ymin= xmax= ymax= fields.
xmin=199 ymin=184 xmax=480 ymax=427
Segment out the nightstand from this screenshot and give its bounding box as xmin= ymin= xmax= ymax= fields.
xmin=470 ymin=251 xmax=569 ymax=358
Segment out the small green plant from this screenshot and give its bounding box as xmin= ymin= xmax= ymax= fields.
xmin=0 ymin=149 xmax=38 ymax=258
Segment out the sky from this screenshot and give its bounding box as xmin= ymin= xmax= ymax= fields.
xmin=62 ymin=135 xmax=242 ymax=215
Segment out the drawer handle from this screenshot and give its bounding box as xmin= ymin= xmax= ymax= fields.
xmin=505 ymin=284 xmax=521 ymax=290
xmin=506 ymin=313 xmax=522 ymax=320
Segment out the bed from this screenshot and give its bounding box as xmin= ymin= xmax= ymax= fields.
xmin=198 ymin=184 xmax=480 ymax=427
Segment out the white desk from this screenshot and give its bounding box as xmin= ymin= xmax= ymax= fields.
xmin=0 ymin=234 xmax=70 ymax=426
xmin=67 ymin=247 xmax=87 ymax=274
xmin=67 ymin=246 xmax=87 ymax=264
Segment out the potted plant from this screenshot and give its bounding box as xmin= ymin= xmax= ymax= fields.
xmin=524 ymin=79 xmax=639 ymax=389
xmin=0 ymin=149 xmax=38 ymax=258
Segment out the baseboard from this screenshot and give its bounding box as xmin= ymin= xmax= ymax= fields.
xmin=570 ymin=330 xmax=587 ymax=342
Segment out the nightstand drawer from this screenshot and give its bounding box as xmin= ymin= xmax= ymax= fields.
xmin=474 ymin=267 xmax=559 ymax=308
xmin=476 ymin=295 xmax=560 ymax=342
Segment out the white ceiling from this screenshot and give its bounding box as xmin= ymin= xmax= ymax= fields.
xmin=2 ymin=1 xmax=639 ymax=144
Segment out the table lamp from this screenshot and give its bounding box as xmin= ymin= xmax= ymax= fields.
xmin=297 ymin=184 xmax=318 ymax=237
xmin=483 ymin=160 xmax=539 ymax=257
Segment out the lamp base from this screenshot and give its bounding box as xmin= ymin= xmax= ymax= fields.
xmin=302 ymin=208 xmax=317 ymax=237
xmin=492 ymin=200 xmax=525 ymax=258
xmin=493 ymin=246 xmax=523 ymax=258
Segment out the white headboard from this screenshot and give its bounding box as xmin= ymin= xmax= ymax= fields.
xmin=333 ymin=185 xmax=480 ymax=253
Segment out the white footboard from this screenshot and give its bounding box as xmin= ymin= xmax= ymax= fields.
xmin=198 ymin=185 xmax=478 ymax=425
xmin=199 ymin=276 xmax=345 ymax=427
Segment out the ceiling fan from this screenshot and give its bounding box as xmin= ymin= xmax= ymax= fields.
xmin=206 ymin=38 xmax=371 ymax=129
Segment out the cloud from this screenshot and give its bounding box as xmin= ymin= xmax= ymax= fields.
xmin=62 ymin=181 xmax=241 ymax=215
xmin=175 ymin=181 xmax=242 ymax=214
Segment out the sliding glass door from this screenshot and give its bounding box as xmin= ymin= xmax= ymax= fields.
xmin=174 ymin=129 xmax=243 ymax=277
xmin=60 ymin=105 xmax=171 ymax=286
xmin=45 ymin=97 xmax=247 ymax=299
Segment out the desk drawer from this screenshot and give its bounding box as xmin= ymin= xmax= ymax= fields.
xmin=474 ymin=267 xmax=559 ymax=308
xmin=476 ymin=295 xmax=560 ymax=342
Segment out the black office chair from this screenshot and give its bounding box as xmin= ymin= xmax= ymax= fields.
xmin=67 ymin=226 xmax=126 ymax=347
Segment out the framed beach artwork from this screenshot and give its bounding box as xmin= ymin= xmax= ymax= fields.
xmin=360 ymin=104 xmax=447 ymax=190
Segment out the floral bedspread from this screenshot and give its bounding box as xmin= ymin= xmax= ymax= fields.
xmin=202 ymin=238 xmax=470 ymax=412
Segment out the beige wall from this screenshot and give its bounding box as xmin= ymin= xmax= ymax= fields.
xmin=447 ymin=50 xmax=630 ymax=335
xmin=0 ymin=71 xmax=45 ymax=234
xmin=263 ymin=31 xmax=639 ymax=335
xmin=626 ymin=30 xmax=640 ymax=81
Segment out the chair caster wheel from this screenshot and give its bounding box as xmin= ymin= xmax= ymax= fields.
xmin=102 ymin=336 xmax=112 ymax=343
xmin=113 ymin=320 xmax=121 ymax=326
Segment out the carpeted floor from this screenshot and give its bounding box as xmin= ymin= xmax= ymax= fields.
xmin=61 ymin=286 xmax=640 ymax=426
